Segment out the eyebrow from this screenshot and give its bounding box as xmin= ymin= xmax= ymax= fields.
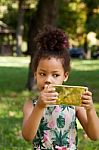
xmin=39 ymin=69 xmax=60 ymax=73
xmin=39 ymin=69 xmax=46 ymax=72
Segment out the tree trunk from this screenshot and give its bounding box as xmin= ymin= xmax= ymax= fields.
xmin=26 ymin=0 xmax=60 ymax=90
xmin=16 ymin=0 xmax=25 ymax=56
xmin=83 ymin=35 xmax=91 ymax=59
xmin=84 ymin=35 xmax=88 ymax=54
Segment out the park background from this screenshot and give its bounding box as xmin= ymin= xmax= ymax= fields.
xmin=0 ymin=0 xmax=99 ymax=149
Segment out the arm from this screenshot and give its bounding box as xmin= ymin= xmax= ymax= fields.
xmin=22 ymin=85 xmax=58 ymax=141
xmin=76 ymin=90 xmax=99 ymax=141
xmin=22 ymin=100 xmax=45 ymax=141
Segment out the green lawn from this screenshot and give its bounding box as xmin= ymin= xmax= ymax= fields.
xmin=0 ymin=57 xmax=99 ymax=150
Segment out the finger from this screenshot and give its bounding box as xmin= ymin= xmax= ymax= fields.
xmin=81 ymin=94 xmax=92 ymax=100
xmin=45 ymin=99 xmax=57 ymax=105
xmin=44 ymin=84 xmax=48 ymax=91
xmin=83 ymin=90 xmax=92 ymax=96
xmin=46 ymin=93 xmax=58 ymax=100
xmin=44 ymin=84 xmax=56 ymax=92
xmin=81 ymin=103 xmax=90 ymax=108
xmin=47 ymin=84 xmax=56 ymax=92
xmin=82 ymin=100 xmax=91 ymax=104
xmin=81 ymin=101 xmax=93 ymax=109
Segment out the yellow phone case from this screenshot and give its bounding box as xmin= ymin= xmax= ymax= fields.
xmin=54 ymin=85 xmax=88 ymax=106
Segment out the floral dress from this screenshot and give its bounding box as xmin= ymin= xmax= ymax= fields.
xmin=32 ymin=100 xmax=78 ymax=150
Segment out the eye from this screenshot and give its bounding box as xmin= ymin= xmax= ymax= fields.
xmin=53 ymin=74 xmax=60 ymax=78
xmin=39 ymin=72 xmax=46 ymax=76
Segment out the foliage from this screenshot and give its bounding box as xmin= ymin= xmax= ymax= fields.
xmin=1 ymin=5 xmax=18 ymax=29
xmin=58 ymin=0 xmax=86 ymax=38
xmin=81 ymin=0 xmax=99 ymax=36
xmin=0 ymin=0 xmax=14 ymax=5
xmin=0 ymin=0 xmax=38 ymax=41
xmin=1 ymin=0 xmax=99 ymax=49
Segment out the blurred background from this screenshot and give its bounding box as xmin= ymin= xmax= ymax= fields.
xmin=0 ymin=0 xmax=99 ymax=149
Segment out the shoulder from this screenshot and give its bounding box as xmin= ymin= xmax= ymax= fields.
xmin=23 ymin=100 xmax=34 ymax=116
xmin=75 ymin=106 xmax=87 ymax=130
xmin=75 ymin=106 xmax=87 ymax=123
xmin=23 ymin=100 xmax=33 ymax=110
xmin=75 ymin=106 xmax=86 ymax=116
xmin=75 ymin=106 xmax=85 ymax=112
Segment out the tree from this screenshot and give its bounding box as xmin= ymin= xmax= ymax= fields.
xmin=0 ymin=0 xmax=37 ymax=56
xmin=16 ymin=0 xmax=25 ymax=56
xmin=26 ymin=0 xmax=60 ymax=90
xmin=16 ymin=0 xmax=37 ymax=56
xmin=57 ymin=0 xmax=86 ymax=47
xmin=82 ymin=0 xmax=99 ymax=58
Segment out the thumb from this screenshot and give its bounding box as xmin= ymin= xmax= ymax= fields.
xmin=44 ymin=84 xmax=49 ymax=92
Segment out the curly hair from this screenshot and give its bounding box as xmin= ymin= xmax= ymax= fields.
xmin=33 ymin=26 xmax=70 ymax=73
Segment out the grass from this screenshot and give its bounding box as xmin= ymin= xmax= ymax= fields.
xmin=67 ymin=60 xmax=99 ymax=103
xmin=0 ymin=56 xmax=99 ymax=150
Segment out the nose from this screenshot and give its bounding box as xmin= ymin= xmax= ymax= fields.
xmin=45 ymin=75 xmax=52 ymax=85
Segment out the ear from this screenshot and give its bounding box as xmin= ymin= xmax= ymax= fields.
xmin=64 ymin=72 xmax=69 ymax=82
xmin=34 ymin=72 xmax=37 ymax=80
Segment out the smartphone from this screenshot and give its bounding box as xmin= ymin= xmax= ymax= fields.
xmin=54 ymin=85 xmax=88 ymax=106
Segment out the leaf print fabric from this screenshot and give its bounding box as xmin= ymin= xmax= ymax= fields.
xmin=32 ymin=100 xmax=78 ymax=150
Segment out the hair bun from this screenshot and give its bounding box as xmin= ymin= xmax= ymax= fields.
xmin=36 ymin=26 xmax=69 ymax=51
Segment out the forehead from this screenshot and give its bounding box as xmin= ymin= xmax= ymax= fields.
xmin=37 ymin=57 xmax=64 ymax=71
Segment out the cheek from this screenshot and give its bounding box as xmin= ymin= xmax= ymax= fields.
xmin=59 ymin=76 xmax=66 ymax=83
xmin=54 ymin=77 xmax=64 ymax=84
xmin=36 ymin=78 xmax=43 ymax=86
xmin=36 ymin=81 xmax=41 ymax=90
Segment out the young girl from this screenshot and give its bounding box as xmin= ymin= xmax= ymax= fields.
xmin=22 ymin=27 xmax=99 ymax=150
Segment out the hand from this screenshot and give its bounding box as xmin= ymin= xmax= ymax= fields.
xmin=37 ymin=84 xmax=58 ymax=108
xmin=81 ymin=90 xmax=94 ymax=111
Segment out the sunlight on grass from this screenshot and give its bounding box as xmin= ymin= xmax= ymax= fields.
xmin=0 ymin=56 xmax=30 ymax=67
xmin=0 ymin=95 xmax=32 ymax=149
xmin=77 ymin=119 xmax=83 ymax=129
xmin=94 ymin=103 xmax=99 ymax=109
xmin=71 ymin=60 xmax=99 ymax=71
xmin=0 ymin=103 xmax=8 ymax=114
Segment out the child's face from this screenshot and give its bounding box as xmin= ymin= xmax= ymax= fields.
xmin=35 ymin=57 xmax=69 ymax=91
